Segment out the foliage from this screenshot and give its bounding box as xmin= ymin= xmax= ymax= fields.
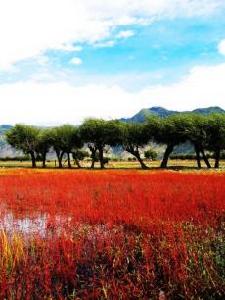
xmin=6 ymin=125 xmax=40 ymax=167
xmin=4 ymin=113 xmax=225 ymax=169
xmin=49 ymin=125 xmax=83 ymax=168
xmin=79 ymin=119 xmax=121 ymax=168
xmin=72 ymin=149 xmax=89 ymax=161
xmin=0 ymin=155 xmax=31 ymax=161
xmin=205 ymin=114 xmax=225 ymax=167
xmin=118 ymin=122 xmax=152 ymax=168
xmin=6 ymin=124 xmax=40 ymax=154
xmin=144 ymin=148 xmax=157 ymax=160
xmin=151 ymin=114 xmax=190 ymax=146
xmin=50 ymin=125 xmax=82 ymax=154
xmin=80 ymin=119 xmax=121 ymax=146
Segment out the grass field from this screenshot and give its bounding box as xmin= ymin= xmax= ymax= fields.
xmin=0 ymin=169 xmax=224 ymax=299
xmin=0 ymin=159 xmax=225 ymax=170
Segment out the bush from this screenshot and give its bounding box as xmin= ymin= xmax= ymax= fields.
xmin=0 ymin=155 xmax=31 ymax=162
xmin=144 ymin=149 xmax=158 ymax=161
xmin=72 ymin=150 xmax=89 ymax=161
xmin=170 ymin=153 xmax=225 ymax=160
xmin=128 ymin=157 xmax=137 ymax=161
xmin=110 ymin=157 xmax=122 ymax=162
xmin=170 ymin=154 xmax=196 ymax=160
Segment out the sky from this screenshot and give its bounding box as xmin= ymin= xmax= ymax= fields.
xmin=0 ymin=0 xmax=225 ymax=125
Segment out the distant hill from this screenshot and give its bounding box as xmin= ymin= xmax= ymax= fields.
xmin=0 ymin=125 xmax=12 ymax=146
xmin=121 ymin=106 xmax=225 ymax=123
xmin=0 ymin=125 xmax=16 ymax=157
xmin=0 ymin=125 xmax=12 ymax=133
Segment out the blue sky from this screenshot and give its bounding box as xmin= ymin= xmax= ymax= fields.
xmin=0 ymin=0 xmax=225 ymax=124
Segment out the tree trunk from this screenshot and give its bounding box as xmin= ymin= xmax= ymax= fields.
xmin=125 ymin=146 xmax=149 ymax=169
xmin=58 ymin=157 xmax=63 ymax=169
xmin=73 ymin=156 xmax=81 ymax=168
xmin=214 ymin=149 xmax=220 ymax=168
xmin=98 ymin=147 xmax=105 ymax=169
xmin=56 ymin=150 xmax=63 ymax=168
xmin=134 ymin=151 xmax=149 ymax=169
xmin=200 ymin=149 xmax=211 ymax=168
xmin=30 ymin=151 xmax=36 ymax=168
xmin=194 ymin=144 xmax=201 ymax=168
xmin=58 ymin=157 xmax=63 ymax=168
xmin=60 ymin=152 xmax=65 ymax=168
xmin=67 ymin=153 xmax=72 ymax=168
xmin=42 ymin=152 xmax=47 ymax=168
xmin=90 ymin=158 xmax=95 ymax=169
xmin=160 ymin=144 xmax=174 ymax=168
xmin=88 ymin=145 xmax=97 ymax=169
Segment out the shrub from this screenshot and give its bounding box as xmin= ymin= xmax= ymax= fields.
xmin=144 ymin=149 xmax=158 ymax=160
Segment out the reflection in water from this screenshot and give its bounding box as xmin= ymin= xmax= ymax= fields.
xmin=0 ymin=213 xmax=48 ymax=236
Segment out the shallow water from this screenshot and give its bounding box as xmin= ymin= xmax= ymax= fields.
xmin=0 ymin=212 xmax=48 ymax=236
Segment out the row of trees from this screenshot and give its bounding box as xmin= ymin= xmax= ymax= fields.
xmin=5 ymin=113 xmax=225 ymax=169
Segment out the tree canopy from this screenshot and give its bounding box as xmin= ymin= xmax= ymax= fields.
xmin=6 ymin=125 xmax=40 ymax=168
xmin=5 ymin=113 xmax=225 ymax=169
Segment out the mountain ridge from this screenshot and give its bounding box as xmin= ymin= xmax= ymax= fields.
xmin=120 ymin=106 xmax=225 ymax=123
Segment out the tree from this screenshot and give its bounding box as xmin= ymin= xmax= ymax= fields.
xmin=144 ymin=148 xmax=157 ymax=161
xmin=205 ymin=114 xmax=225 ymax=168
xmin=35 ymin=129 xmax=52 ymax=168
xmin=185 ymin=114 xmax=212 ymax=169
xmin=50 ymin=125 xmax=83 ymax=168
xmin=151 ymin=115 xmax=189 ymax=168
xmin=71 ymin=149 xmax=89 ymax=168
xmin=6 ymin=125 xmax=40 ymax=168
xmin=79 ymin=119 xmax=121 ymax=169
xmin=119 ymin=122 xmax=151 ymax=169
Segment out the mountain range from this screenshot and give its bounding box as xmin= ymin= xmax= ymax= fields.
xmin=120 ymin=106 xmax=225 ymax=123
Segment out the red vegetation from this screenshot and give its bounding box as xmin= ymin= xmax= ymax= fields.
xmin=0 ymin=170 xmax=224 ymax=299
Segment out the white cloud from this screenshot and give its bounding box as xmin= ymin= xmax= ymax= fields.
xmin=0 ymin=0 xmax=111 ymax=70
xmin=116 ymin=30 xmax=135 ymax=39
xmin=36 ymin=55 xmax=49 ymax=66
xmin=0 ymin=63 xmax=225 ymax=125
xmin=0 ymin=0 xmax=224 ymax=69
xmin=139 ymin=63 xmax=225 ymax=110
xmin=56 ymin=44 xmax=83 ymax=52
xmin=0 ymin=81 xmax=139 ymax=125
xmin=70 ymin=57 xmax=83 ymax=65
xmin=218 ymin=39 xmax=225 ymax=55
xmin=94 ymin=40 xmax=115 ymax=48
xmin=94 ymin=30 xmax=134 ymax=48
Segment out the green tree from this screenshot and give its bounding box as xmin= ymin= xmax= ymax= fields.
xmin=119 ymin=122 xmax=151 ymax=169
xmin=185 ymin=114 xmax=212 ymax=168
xmin=144 ymin=148 xmax=157 ymax=161
xmin=72 ymin=149 xmax=89 ymax=167
xmin=79 ymin=119 xmax=121 ymax=169
xmin=50 ymin=125 xmax=83 ymax=168
xmin=152 ymin=115 xmax=189 ymax=168
xmin=6 ymin=124 xmax=40 ymax=168
xmin=205 ymin=114 xmax=225 ymax=168
xmin=35 ymin=129 xmax=52 ymax=168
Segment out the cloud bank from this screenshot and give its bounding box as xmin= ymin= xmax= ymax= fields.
xmin=0 ymin=63 xmax=225 ymax=125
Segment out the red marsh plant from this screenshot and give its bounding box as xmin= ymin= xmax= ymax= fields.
xmin=0 ymin=170 xmax=224 ymax=299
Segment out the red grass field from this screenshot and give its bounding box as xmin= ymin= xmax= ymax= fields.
xmin=0 ymin=169 xmax=224 ymax=299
